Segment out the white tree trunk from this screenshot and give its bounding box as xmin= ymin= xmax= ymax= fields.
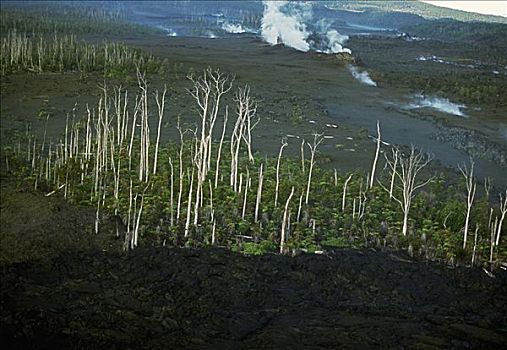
xmin=496 ymin=191 xmax=507 ymax=246
xmin=153 ymin=85 xmax=167 ymax=174
xmin=274 ymin=139 xmax=288 ymax=207
xmin=254 ymin=163 xmax=264 ymax=223
xmin=280 ymin=187 xmax=295 ymax=254
xmin=184 ymin=168 xmax=195 ymax=238
xmin=342 ymin=174 xmax=353 ymax=212
xmin=369 ymin=120 xmax=381 ymax=188
xmin=460 ymin=160 xmax=476 ymax=249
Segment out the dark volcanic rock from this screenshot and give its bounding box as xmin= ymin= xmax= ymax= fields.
xmin=1 ymin=247 xmax=506 ymax=349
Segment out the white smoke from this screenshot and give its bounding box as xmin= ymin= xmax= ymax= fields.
xmin=348 ymin=65 xmax=377 ymax=87
xmin=322 ymin=30 xmax=351 ymax=54
xmin=261 ymin=1 xmax=351 ymax=54
xmin=408 ymin=94 xmax=467 ymax=117
xmin=222 ymin=22 xmax=257 ymax=34
xmin=222 ymin=22 xmax=246 ymax=33
xmin=261 ymin=1 xmax=310 ymax=52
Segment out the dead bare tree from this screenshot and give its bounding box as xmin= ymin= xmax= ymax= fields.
xmin=296 ymin=193 xmax=303 ymax=222
xmin=125 ymin=179 xmax=133 ymax=251
xmin=230 ymin=85 xmax=258 ymax=191
xmin=153 ymin=85 xmax=167 ymax=174
xmin=490 ymin=217 xmax=498 ymax=263
xmin=254 ymin=163 xmax=264 ymax=223
xmin=342 ymin=174 xmax=353 ymax=212
xmin=459 ymin=159 xmax=477 ymax=249
xmin=128 ymin=95 xmax=141 ymax=172
xmin=132 ymin=184 xmax=150 ymax=248
xmin=168 ymin=156 xmax=174 ymax=226
xmin=381 ymin=145 xmax=433 ymax=236
xmin=187 ymin=67 xmax=234 ymax=230
xmin=188 ymin=68 xmax=233 ymax=192
xmin=280 ymin=187 xmax=295 ymax=254
xmin=184 ymin=166 xmax=195 ymax=238
xmin=358 ymin=177 xmax=367 ymax=220
xmin=176 ymin=119 xmax=185 ymax=223
xmin=274 ymin=138 xmax=288 ymax=207
xmin=472 ymin=224 xmax=479 ymax=267
xmin=136 ymin=69 xmax=150 ymax=182
xmin=369 ymin=120 xmax=381 ymax=189
xmin=214 ymin=107 xmax=228 ymax=188
xmin=496 ymin=190 xmax=507 ymax=246
xmin=300 ymin=139 xmax=305 ymax=174
xmin=385 ymin=147 xmax=400 ymax=199
xmin=305 ymin=133 xmax=325 ymax=205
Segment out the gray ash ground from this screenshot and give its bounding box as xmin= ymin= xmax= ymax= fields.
xmin=1 ymin=245 xmax=506 ymax=349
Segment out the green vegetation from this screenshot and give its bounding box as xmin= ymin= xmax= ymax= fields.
xmin=1 ymin=2 xmax=505 ymax=271
xmin=3 ymin=70 xmax=505 ymax=268
xmin=0 ymin=3 xmax=164 ymax=77
xmin=0 ymin=30 xmax=163 ymax=76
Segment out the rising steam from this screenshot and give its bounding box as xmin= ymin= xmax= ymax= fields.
xmin=348 ymin=65 xmax=377 ymax=87
xmin=261 ymin=1 xmax=310 ymax=52
xmin=321 ymin=30 xmax=351 ymax=54
xmin=222 ymin=22 xmax=257 ymax=34
xmin=408 ymin=94 xmax=467 ymax=117
xmin=261 ymin=1 xmax=351 ymax=54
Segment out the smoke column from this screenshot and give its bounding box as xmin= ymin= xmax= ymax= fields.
xmin=322 ymin=30 xmax=351 ymax=54
xmin=348 ymin=65 xmax=377 ymax=86
xmin=261 ymin=1 xmax=351 ymax=54
xmin=222 ymin=22 xmax=257 ymax=34
xmin=408 ymin=94 xmax=467 ymax=117
xmin=261 ymin=1 xmax=310 ymax=52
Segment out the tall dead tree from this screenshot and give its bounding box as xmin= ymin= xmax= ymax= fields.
xmin=188 ymin=68 xmax=233 ymax=216
xmin=176 ymin=120 xmax=185 ymax=223
xmin=214 ymin=108 xmax=228 ymax=188
xmin=254 ymin=163 xmax=264 ymax=223
xmin=184 ymin=166 xmax=195 ymax=238
xmin=369 ymin=120 xmax=381 ymax=189
xmin=496 ymin=191 xmax=507 ymax=246
xmin=168 ymin=156 xmax=174 ymax=226
xmin=230 ymin=85 xmax=258 ymax=191
xmin=305 ymin=133 xmax=325 ymax=205
xmin=280 ymin=187 xmax=295 ymax=254
xmin=274 ymin=138 xmax=288 ymax=207
xmin=153 ymin=85 xmax=167 ymax=174
xmin=387 ymin=148 xmax=400 ymax=199
xmin=300 ymin=139 xmax=305 ymax=174
xmin=381 ymin=145 xmax=433 ymax=236
xmin=136 ymin=69 xmax=150 ymax=182
xmin=342 ymin=174 xmax=353 ymax=212
xmin=459 ymin=159 xmax=477 ymax=249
